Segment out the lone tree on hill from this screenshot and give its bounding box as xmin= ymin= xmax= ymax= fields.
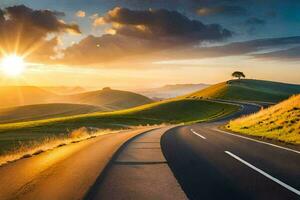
xmin=232 ymin=71 xmax=245 ymax=79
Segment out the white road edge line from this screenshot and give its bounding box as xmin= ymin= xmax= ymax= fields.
xmin=190 ymin=129 xmax=206 ymax=139
xmin=215 ymin=129 xmax=300 ymax=155
xmin=225 ymin=151 xmax=300 ymax=196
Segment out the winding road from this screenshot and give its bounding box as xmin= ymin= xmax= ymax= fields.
xmin=1 ymin=103 xmax=299 ymax=200
xmin=161 ymin=103 xmax=300 ymax=200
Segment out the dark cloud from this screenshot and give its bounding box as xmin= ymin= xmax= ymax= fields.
xmin=62 ymin=7 xmax=232 ymax=65
xmin=201 ymin=36 xmax=300 ymax=56
xmin=62 ymin=34 xmax=161 ymax=64
xmin=159 ymin=36 xmax=300 ymax=60
xmin=254 ymin=46 xmax=300 ymax=61
xmin=241 ymin=17 xmax=266 ymax=34
xmin=197 ymin=5 xmax=247 ymax=16
xmin=98 ymin=7 xmax=232 ymax=41
xmin=244 ymin=17 xmax=266 ymax=26
xmin=0 ymin=5 xmax=80 ymax=62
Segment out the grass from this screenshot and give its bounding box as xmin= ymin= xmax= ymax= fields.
xmin=65 ymin=88 xmax=154 ymax=109
xmin=0 ymin=127 xmax=118 ymax=166
xmin=0 ymin=103 xmax=106 ymax=123
xmin=187 ymin=79 xmax=300 ymax=103
xmin=0 ymin=99 xmax=238 ymax=154
xmin=227 ymin=94 xmax=300 ymax=144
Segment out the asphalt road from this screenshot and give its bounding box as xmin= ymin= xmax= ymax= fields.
xmin=0 ymin=128 xmax=153 ymax=200
xmin=86 ymin=127 xmax=187 ymax=200
xmin=161 ymin=103 xmax=300 ymax=200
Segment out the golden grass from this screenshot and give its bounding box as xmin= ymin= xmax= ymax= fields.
xmin=0 ymin=124 xmax=163 ymax=166
xmin=187 ymin=82 xmax=226 ymax=99
xmin=0 ymin=127 xmax=117 ymax=166
xmin=0 ymin=103 xmax=103 ymax=123
xmin=227 ymin=95 xmax=300 ymax=144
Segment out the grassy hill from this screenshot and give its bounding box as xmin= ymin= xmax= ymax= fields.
xmin=65 ymin=88 xmax=153 ymax=110
xmin=187 ymin=79 xmax=300 ymax=103
xmin=0 ymin=103 xmax=105 ymax=124
xmin=0 ymin=98 xmax=238 ymax=154
xmin=227 ymin=95 xmax=300 ymax=144
xmin=0 ymin=86 xmax=153 ymax=110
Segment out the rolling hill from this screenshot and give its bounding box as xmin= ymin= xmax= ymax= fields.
xmin=227 ymin=94 xmax=300 ymax=144
xmin=186 ymin=79 xmax=300 ymax=103
xmin=64 ymin=87 xmax=154 ymax=110
xmin=0 ymin=86 xmax=153 ymax=110
xmin=0 ymin=103 xmax=105 ymax=124
xmin=0 ymin=98 xmax=238 ymax=154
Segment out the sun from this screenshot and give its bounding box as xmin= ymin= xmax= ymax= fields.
xmin=1 ymin=55 xmax=26 ymax=76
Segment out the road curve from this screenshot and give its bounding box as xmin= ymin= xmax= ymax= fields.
xmin=161 ymin=103 xmax=300 ymax=200
xmin=85 ymin=127 xmax=187 ymax=200
xmin=0 ymin=128 xmax=154 ymax=200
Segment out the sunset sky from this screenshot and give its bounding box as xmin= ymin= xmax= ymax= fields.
xmin=0 ymin=0 xmax=300 ymax=89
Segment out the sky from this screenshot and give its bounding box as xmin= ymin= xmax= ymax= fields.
xmin=0 ymin=0 xmax=300 ymax=89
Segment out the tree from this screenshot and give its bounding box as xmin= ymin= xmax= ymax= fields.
xmin=232 ymin=71 xmax=245 ymax=79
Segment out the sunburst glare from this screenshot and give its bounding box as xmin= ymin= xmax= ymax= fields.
xmin=1 ymin=55 xmax=26 ymax=76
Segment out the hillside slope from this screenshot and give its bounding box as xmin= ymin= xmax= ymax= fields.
xmin=0 ymin=103 xmax=104 ymax=124
xmin=187 ymin=79 xmax=300 ymax=103
xmin=65 ymin=88 xmax=154 ymax=110
xmin=0 ymin=86 xmax=153 ymax=110
xmin=0 ymin=98 xmax=238 ymax=154
xmin=227 ymin=95 xmax=300 ymax=144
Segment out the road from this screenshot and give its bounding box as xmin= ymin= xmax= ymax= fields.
xmin=161 ymin=103 xmax=300 ymax=200
xmin=0 ymin=128 xmax=154 ymax=200
xmin=85 ymin=127 xmax=187 ymax=200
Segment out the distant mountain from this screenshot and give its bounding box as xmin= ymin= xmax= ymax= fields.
xmin=187 ymin=79 xmax=300 ymax=103
xmin=0 ymin=86 xmax=153 ymax=110
xmin=139 ymin=83 xmax=209 ymax=99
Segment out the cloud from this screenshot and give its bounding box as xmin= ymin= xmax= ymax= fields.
xmin=76 ymin=10 xmax=86 ymax=18
xmin=254 ymin=46 xmax=300 ymax=61
xmin=62 ymin=34 xmax=160 ymax=64
xmin=244 ymin=17 xmax=266 ymax=26
xmin=94 ymin=7 xmax=232 ymax=41
xmin=0 ymin=5 xmax=81 ymax=62
xmin=240 ymin=17 xmax=266 ymax=34
xmin=62 ymin=7 xmax=232 ymax=65
xmin=168 ymin=36 xmax=300 ymax=60
xmin=197 ymin=5 xmax=247 ymax=16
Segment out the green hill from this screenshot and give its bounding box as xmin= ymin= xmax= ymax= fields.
xmin=64 ymin=87 xmax=154 ymax=110
xmin=227 ymin=94 xmax=300 ymax=144
xmin=0 ymin=103 xmax=105 ymax=124
xmin=187 ymin=79 xmax=300 ymax=103
xmin=0 ymin=86 xmax=153 ymax=110
xmin=0 ymin=98 xmax=238 ymax=154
